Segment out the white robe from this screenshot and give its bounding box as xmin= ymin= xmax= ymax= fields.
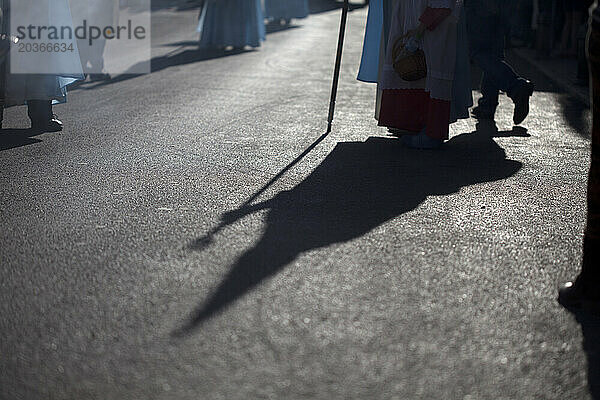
xmin=380 ymin=0 xmax=462 ymax=101
xmin=69 ymin=0 xmax=119 ymax=73
xmin=4 ymin=0 xmax=83 ymax=106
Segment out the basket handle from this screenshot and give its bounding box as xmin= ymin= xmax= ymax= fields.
xmin=391 ymin=33 xmax=411 ymax=64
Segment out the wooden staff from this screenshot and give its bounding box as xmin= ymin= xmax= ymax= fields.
xmin=327 ymin=0 xmax=350 ymax=133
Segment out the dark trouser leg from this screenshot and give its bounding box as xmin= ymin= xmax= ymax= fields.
xmin=27 ymin=99 xmax=52 ymax=126
xmin=583 ymin=14 xmax=600 ymax=293
xmin=561 ymin=9 xmax=600 ymax=306
xmin=0 ymin=59 xmax=5 ymax=128
xmin=479 ymin=70 xmax=500 ymax=112
xmin=466 ymin=8 xmax=523 ymax=110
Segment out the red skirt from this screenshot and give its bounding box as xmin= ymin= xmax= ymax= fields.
xmin=378 ymin=89 xmax=451 ymax=140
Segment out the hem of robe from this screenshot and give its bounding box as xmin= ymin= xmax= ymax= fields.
xmin=378 ymin=89 xmax=451 ymax=140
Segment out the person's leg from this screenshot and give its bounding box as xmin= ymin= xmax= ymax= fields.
xmin=474 ymin=19 xmax=502 ymax=119
xmin=497 ymin=9 xmax=535 ymax=125
xmin=559 ymin=8 xmax=600 ymax=310
xmin=466 ymin=9 xmax=504 ymax=118
xmin=27 ymin=100 xmax=62 ymax=132
xmin=468 ymin=4 xmax=533 ymax=124
xmin=476 ymin=67 xmax=501 ymax=119
xmin=570 ymin=11 xmax=585 ymax=56
xmin=555 ymin=11 xmax=573 ymax=56
xmin=0 ymin=61 xmax=5 ymax=129
xmin=472 ymin=18 xmax=521 ymax=95
xmin=401 ymin=98 xmax=449 ymax=149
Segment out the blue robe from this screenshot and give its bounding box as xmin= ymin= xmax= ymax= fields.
xmin=264 ymin=0 xmax=309 ymax=20
xmin=3 ymin=0 xmax=83 ymax=106
xmin=197 ymin=0 xmax=266 ymax=48
xmin=357 ymin=0 xmax=383 ymax=83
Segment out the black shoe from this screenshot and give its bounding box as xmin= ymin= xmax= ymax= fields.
xmin=511 ymin=80 xmax=534 ymax=125
xmin=31 ymin=115 xmax=63 ymax=132
xmin=471 ymin=105 xmax=495 ymax=120
xmin=558 ymin=279 xmax=600 ymax=314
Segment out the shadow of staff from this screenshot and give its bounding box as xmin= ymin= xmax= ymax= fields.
xmin=175 ymin=122 xmax=524 ymax=335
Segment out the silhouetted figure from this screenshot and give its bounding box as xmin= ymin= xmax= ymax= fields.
xmin=559 ymin=2 xmax=600 ymax=313
xmin=465 ymin=0 xmax=534 ymax=125
xmin=0 ymin=0 xmax=81 ymax=132
xmin=558 ymin=6 xmax=600 ymax=397
xmin=264 ymin=0 xmax=309 ymax=25
xmin=357 ymin=0 xmax=472 ymax=149
xmin=197 ymin=0 xmax=265 ymax=49
xmin=70 ymin=0 xmax=118 ymax=81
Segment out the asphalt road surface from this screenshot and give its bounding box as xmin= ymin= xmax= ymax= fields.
xmin=1 ymin=2 xmax=598 ymax=399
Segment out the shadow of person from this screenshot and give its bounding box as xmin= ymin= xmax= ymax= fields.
xmin=0 ymin=128 xmax=43 ymax=152
xmin=72 ymin=47 xmax=255 ymax=91
xmin=175 ymin=123 xmax=524 ymax=335
xmin=572 ymin=311 xmax=600 ymax=399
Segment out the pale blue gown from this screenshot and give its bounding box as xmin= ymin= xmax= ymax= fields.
xmin=264 ymin=0 xmax=309 ymax=20
xmin=357 ymin=0 xmax=383 ymax=83
xmin=3 ymin=0 xmax=83 ymax=107
xmin=197 ymin=0 xmax=266 ymax=48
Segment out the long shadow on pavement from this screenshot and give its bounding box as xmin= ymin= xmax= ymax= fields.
xmin=71 ymin=0 xmax=366 ymax=91
xmin=571 ymin=310 xmax=600 ymax=399
xmin=175 ymin=122 xmax=524 ymax=334
xmin=0 ymin=129 xmax=43 ymax=151
xmin=71 ymin=47 xmax=255 ymax=91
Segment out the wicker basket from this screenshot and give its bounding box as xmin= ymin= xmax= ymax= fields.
xmin=392 ymin=35 xmax=427 ymax=82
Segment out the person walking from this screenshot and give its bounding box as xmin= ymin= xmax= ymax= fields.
xmin=559 ymin=1 xmax=600 ymax=313
xmin=264 ymin=0 xmax=309 ymax=25
xmin=70 ymin=0 xmax=119 ymax=81
xmin=197 ymin=0 xmax=265 ymax=49
xmin=362 ymin=0 xmax=472 ymax=149
xmin=0 ymin=0 xmax=82 ymax=132
xmin=465 ymin=0 xmax=534 ymax=125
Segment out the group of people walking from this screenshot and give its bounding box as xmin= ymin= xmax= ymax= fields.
xmin=357 ymin=0 xmax=534 ymax=149
xmin=197 ymin=0 xmax=310 ymax=50
xmin=0 ymin=0 xmax=115 ymax=132
xmin=0 ymin=0 xmax=597 ymax=311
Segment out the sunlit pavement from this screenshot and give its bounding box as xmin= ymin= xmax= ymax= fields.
xmin=1 ymin=3 xmax=597 ymax=399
